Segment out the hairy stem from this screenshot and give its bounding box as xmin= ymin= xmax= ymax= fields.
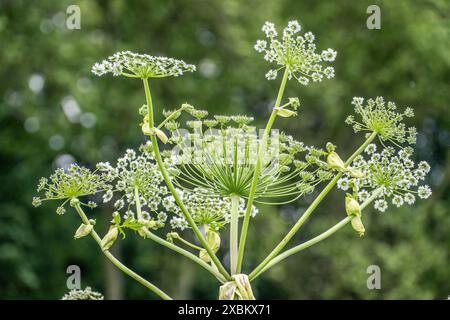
xmin=249 ymin=187 xmax=383 ymax=280
xmin=237 ymin=66 xmax=290 ymax=273
xmin=134 ymin=187 xmax=226 ymax=283
xmin=249 ymin=131 xmax=377 ymax=278
xmin=229 ymin=194 xmax=240 ymax=274
xmin=72 ymin=202 xmax=172 ymax=300
xmin=142 ymin=78 xmax=231 ymax=280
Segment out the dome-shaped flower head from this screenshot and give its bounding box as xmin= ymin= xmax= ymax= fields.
xmin=345 ymin=97 xmax=417 ymax=147
xmin=337 ymin=144 xmax=432 ymax=213
xmin=255 ymin=20 xmax=337 ymax=85
xmin=167 ymin=188 xmax=257 ymax=232
xmin=91 ymin=51 xmax=196 ymax=79
xmin=96 ymin=147 xmax=174 ymax=229
xmin=33 ymin=164 xmax=113 ymax=214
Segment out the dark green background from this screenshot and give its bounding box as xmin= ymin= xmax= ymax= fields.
xmin=0 ymin=0 xmax=449 ymax=299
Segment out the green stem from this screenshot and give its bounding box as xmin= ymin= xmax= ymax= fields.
xmin=236 ymin=66 xmax=290 ymax=273
xmin=72 ymin=202 xmax=172 ymax=300
xmin=142 ymin=78 xmax=231 ymax=281
xmin=249 ymin=131 xmax=377 ymax=278
xmin=229 ymin=194 xmax=240 ymax=274
xmin=133 ymin=187 xmax=226 ymax=283
xmin=249 ymin=187 xmax=383 ymax=280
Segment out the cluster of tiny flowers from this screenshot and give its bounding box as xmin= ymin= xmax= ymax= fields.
xmin=92 ymin=51 xmax=196 ymax=78
xmin=33 ymin=164 xmax=113 ymax=214
xmin=167 ymin=188 xmax=258 ymax=231
xmin=345 ymin=97 xmax=417 ymax=146
xmin=61 ymin=287 xmax=103 ymax=300
xmin=337 ymin=144 xmax=431 ymax=212
xmin=162 ymin=111 xmax=333 ymax=203
xmin=255 ymin=20 xmax=336 ymax=84
xmin=96 ymin=148 xmax=171 ymax=227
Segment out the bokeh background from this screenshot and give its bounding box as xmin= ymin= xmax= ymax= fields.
xmin=1 ymin=0 xmax=449 ymax=299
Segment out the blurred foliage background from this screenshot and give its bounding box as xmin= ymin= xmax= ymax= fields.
xmin=0 ymin=0 xmax=449 ymax=299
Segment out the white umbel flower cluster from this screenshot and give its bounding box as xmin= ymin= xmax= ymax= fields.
xmin=337 ymin=144 xmax=431 ymax=213
xmin=92 ymin=51 xmax=196 ymax=78
xmin=345 ymin=97 xmax=417 ymax=146
xmin=96 ymin=148 xmax=170 ymax=226
xmin=167 ymin=188 xmax=258 ymax=231
xmin=255 ymin=20 xmax=336 ymax=84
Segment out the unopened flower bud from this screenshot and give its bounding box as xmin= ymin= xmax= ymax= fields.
xmin=74 ymin=223 xmax=93 ymax=239
xmin=345 ymin=196 xmax=361 ymax=217
xmin=351 ymin=216 xmax=365 ymax=237
xmin=100 ymin=226 xmax=119 ymax=251
xmin=206 ymin=230 xmax=221 ymax=253
xmin=69 ymin=198 xmax=80 ymax=207
xmin=141 ymin=124 xmax=169 ymax=144
xmin=326 ymin=142 xmax=336 ymax=153
xmin=138 ymin=104 xmax=148 ymax=116
xmin=327 ymin=151 xmax=345 ymax=171
xmin=275 ymin=107 xmax=297 ymax=118
xmin=348 ymin=168 xmax=365 ymax=178
xmin=166 ymin=232 xmax=179 ymax=242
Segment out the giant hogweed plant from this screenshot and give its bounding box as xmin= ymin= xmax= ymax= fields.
xmin=34 ymin=20 xmax=432 ymax=300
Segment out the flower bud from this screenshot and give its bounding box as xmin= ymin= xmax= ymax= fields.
xmin=100 ymin=226 xmax=119 ymax=251
xmin=199 ymin=249 xmax=210 ymax=263
xmin=206 ymin=230 xmax=221 ymax=253
xmin=345 ymin=196 xmax=361 ymax=217
xmin=74 ymin=223 xmax=93 ymax=239
xmin=138 ymin=104 xmax=148 ymax=116
xmin=166 ymin=232 xmax=179 ymax=242
xmin=327 ymin=151 xmax=345 ymax=171
xmin=275 ymin=107 xmax=297 ymax=118
xmin=69 ymin=197 xmax=80 ymax=207
xmin=141 ymin=124 xmax=169 ymax=144
xmin=351 ymin=216 xmax=365 ymax=237
xmin=348 ymin=168 xmax=365 ymax=178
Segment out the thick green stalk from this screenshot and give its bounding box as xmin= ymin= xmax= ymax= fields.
xmin=249 ymin=131 xmax=377 ymax=277
xmin=142 ymin=79 xmax=231 ymax=280
xmin=72 ymin=202 xmax=172 ymax=300
xmin=249 ymin=187 xmax=383 ymax=280
xmin=134 ymin=187 xmax=226 ymax=283
xmin=229 ymin=194 xmax=240 ymax=274
xmin=236 ymin=67 xmax=290 ymax=273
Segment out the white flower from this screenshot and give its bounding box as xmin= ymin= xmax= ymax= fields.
xmin=254 ymin=40 xmax=267 ymax=53
xmin=265 ymin=69 xmax=278 ymax=80
xmin=418 ymin=185 xmax=432 ymax=199
xmin=392 ymin=195 xmax=404 ymax=207
xmin=337 ymin=177 xmax=350 ymax=191
xmin=304 ymin=32 xmax=315 ymax=42
xmin=365 ymin=143 xmax=377 ymax=154
xmin=286 ymin=20 xmax=301 ymax=33
xmin=255 ymin=20 xmax=336 ymax=85
xmin=170 ymin=216 xmax=189 ymax=230
xmin=262 ymin=21 xmax=277 ymax=37
xmin=374 ymin=199 xmax=388 ymax=212
xmin=114 ymin=199 xmax=125 ymax=210
xmin=404 ymin=193 xmax=415 ymax=205
xmin=103 ymin=190 xmax=113 ymax=203
xmin=321 ymin=48 xmax=337 ymax=62
xmin=418 ymin=161 xmax=431 ymax=173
